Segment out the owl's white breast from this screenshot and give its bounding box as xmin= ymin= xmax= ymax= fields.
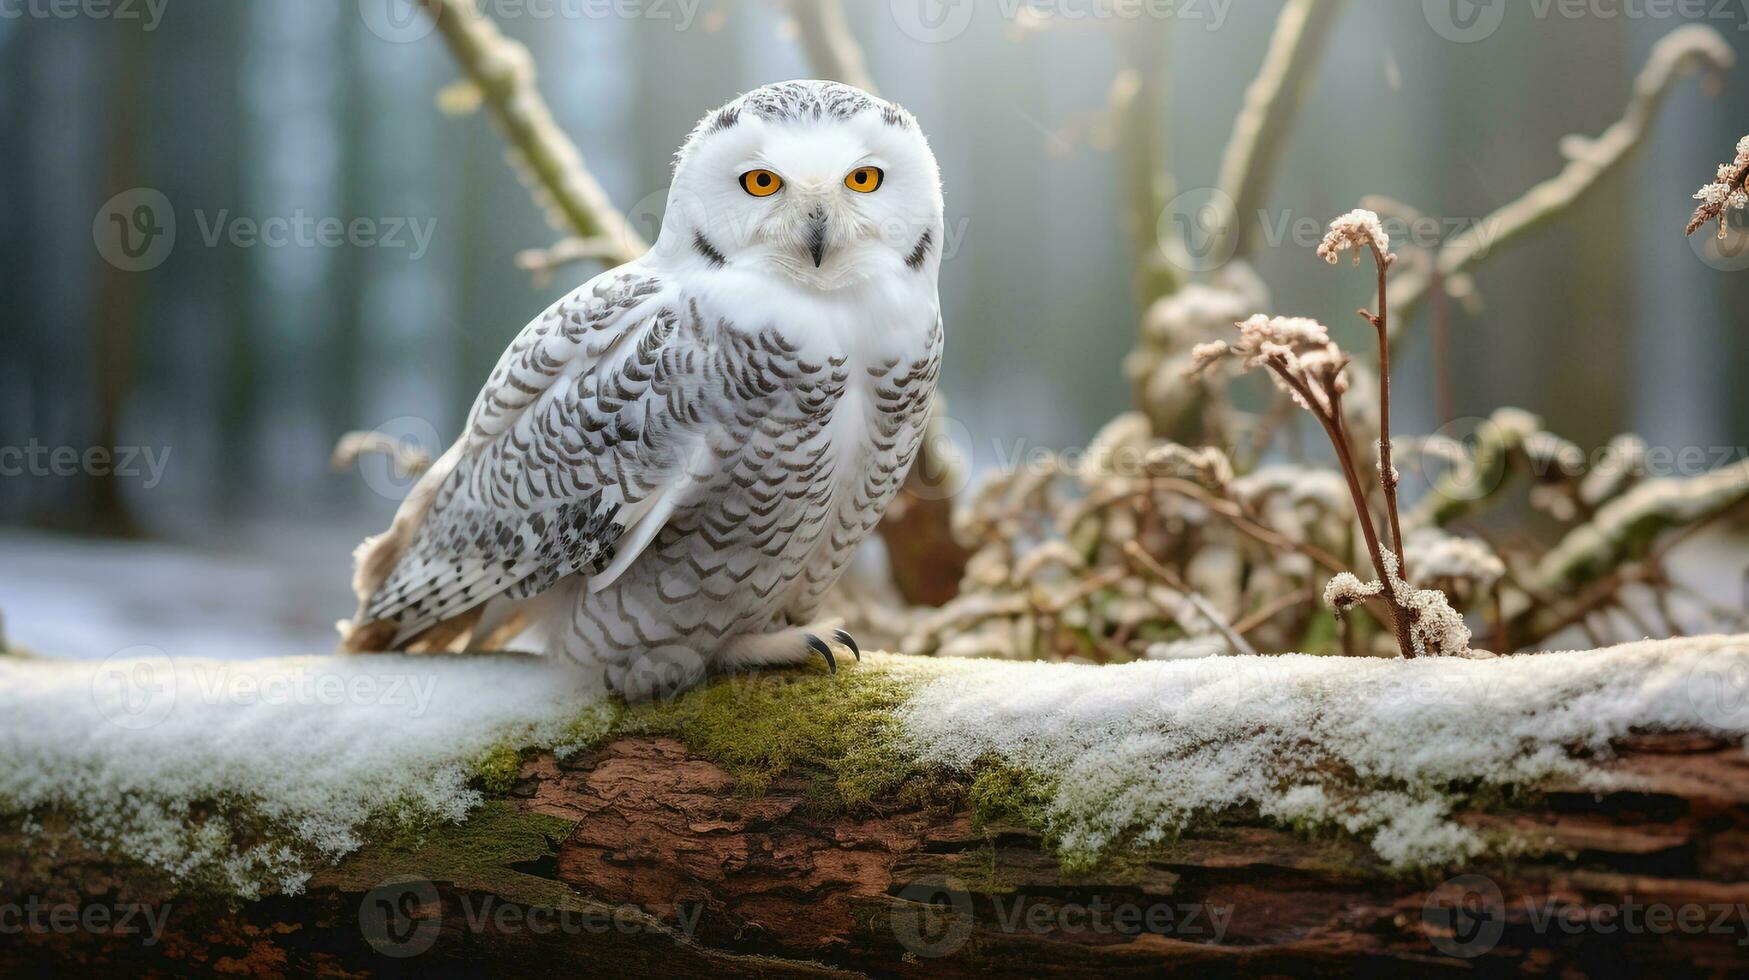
xmin=685 ymin=259 xmax=941 ymax=600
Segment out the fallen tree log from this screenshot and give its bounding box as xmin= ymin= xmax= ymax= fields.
xmin=4 ymin=640 xmax=1749 ymax=975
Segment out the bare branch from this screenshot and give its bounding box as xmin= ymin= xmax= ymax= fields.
xmin=779 ymin=0 xmax=877 ymax=94
xmin=1386 ymin=25 xmax=1735 ymax=341
xmin=330 ymin=430 xmax=433 ymax=478
xmin=515 ymin=236 xmax=633 ymax=287
xmin=1124 ymin=541 xmax=1260 ymax=657
xmin=417 ymin=0 xmax=647 ymax=269
xmin=1112 ymin=20 xmax=1179 ymax=308
xmin=1216 ymin=0 xmax=1350 ymax=261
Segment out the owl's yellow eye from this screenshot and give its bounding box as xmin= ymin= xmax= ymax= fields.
xmin=844 ymin=166 xmax=884 ymax=193
xmin=739 ymin=169 xmax=783 ymax=197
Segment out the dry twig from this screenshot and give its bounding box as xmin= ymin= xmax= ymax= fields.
xmin=1386 ymin=25 xmax=1734 ymax=340
xmin=416 ymin=0 xmax=647 ymax=271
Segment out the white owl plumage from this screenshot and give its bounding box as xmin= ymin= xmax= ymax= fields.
xmin=340 ymin=80 xmax=945 ymax=698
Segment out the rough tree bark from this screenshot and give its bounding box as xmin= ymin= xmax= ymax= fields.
xmin=6 ymin=732 xmax=1748 ymax=976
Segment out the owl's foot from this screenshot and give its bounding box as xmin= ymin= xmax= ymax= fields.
xmin=720 ymin=623 xmax=860 ymax=675
xmin=805 ymin=629 xmax=862 ymax=674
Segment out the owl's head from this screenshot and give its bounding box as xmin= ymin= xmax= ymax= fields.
xmin=657 ymin=80 xmax=943 ymax=290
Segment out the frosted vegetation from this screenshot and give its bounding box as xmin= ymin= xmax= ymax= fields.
xmin=0 ymin=652 xmax=605 ymax=896
xmin=899 ymin=635 xmax=1749 ymax=868
xmin=5 ymin=636 xmax=1747 ymax=893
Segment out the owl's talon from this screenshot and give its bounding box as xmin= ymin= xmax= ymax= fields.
xmin=806 ymin=634 xmax=837 ymax=673
xmin=832 ymin=629 xmax=861 ymax=662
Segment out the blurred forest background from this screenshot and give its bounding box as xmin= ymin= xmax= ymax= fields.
xmin=2 ymin=0 xmax=1746 ymax=659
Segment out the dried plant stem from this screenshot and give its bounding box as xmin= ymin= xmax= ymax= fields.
xmin=1123 ymin=541 xmax=1259 ymax=657
xmin=416 ymin=0 xmax=646 ymax=269
xmin=1151 ymin=477 xmax=1349 ymax=576
xmin=1387 ymin=25 xmax=1734 ymax=342
xmin=1112 ymin=19 xmax=1179 ymax=308
xmin=1268 ymin=361 xmax=1417 ymax=659
xmin=1232 ymin=587 xmax=1316 ymax=637
xmin=1361 ymin=242 xmax=1406 ymax=575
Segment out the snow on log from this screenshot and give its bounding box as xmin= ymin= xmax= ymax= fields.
xmin=3 ymin=637 xmax=1749 ymax=974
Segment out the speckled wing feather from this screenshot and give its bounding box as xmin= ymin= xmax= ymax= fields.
xmin=355 ymin=266 xmax=699 ymax=645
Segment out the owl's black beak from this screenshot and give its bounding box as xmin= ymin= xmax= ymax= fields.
xmin=805 ymin=207 xmax=828 ymax=268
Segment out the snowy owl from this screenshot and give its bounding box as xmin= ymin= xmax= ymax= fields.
xmin=340 ymin=80 xmax=944 ymax=699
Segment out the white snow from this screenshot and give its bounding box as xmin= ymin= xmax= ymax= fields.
xmin=0 ymin=652 xmax=605 ymax=896
xmin=896 ymin=634 xmax=1749 ymax=868
xmin=6 ymin=634 xmax=1747 ymax=895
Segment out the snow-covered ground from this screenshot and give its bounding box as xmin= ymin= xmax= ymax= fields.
xmin=0 ymin=525 xmax=369 ymax=661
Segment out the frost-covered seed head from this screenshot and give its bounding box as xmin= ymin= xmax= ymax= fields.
xmin=1318 ymin=209 xmax=1391 ymax=265
xmin=1688 ymin=134 xmax=1749 ymax=239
